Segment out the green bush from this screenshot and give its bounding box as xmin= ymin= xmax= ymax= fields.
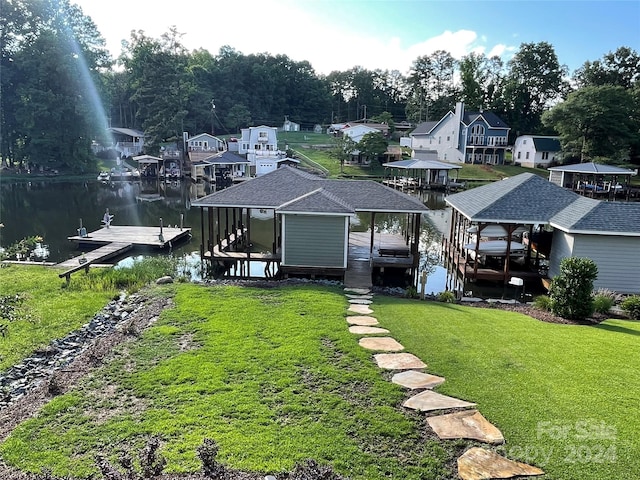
xmin=533 ymin=295 xmax=552 ymax=311
xmin=437 ymin=291 xmax=456 ymax=303
xmin=549 ymin=257 xmax=598 ymax=320
xmin=593 ymin=293 xmax=615 ymax=315
xmin=621 ymin=296 xmax=640 ymax=320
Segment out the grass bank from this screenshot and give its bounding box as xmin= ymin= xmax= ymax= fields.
xmin=373 ymin=297 xmax=639 ymax=480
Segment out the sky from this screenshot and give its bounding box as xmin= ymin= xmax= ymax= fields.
xmin=73 ymin=0 xmax=640 ymax=75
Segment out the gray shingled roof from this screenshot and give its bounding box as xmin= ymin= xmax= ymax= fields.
xmin=532 ymin=137 xmax=561 ymax=152
xmin=278 ymin=189 xmax=354 ymax=214
xmin=446 ymin=172 xmax=640 ymax=235
xmin=547 ymin=162 xmax=636 ymax=175
xmin=204 ymin=151 xmax=250 ymax=164
xmin=464 ymin=111 xmax=509 ymax=129
xmin=191 ymin=166 xmax=428 ymax=214
xmin=108 ymin=127 xmax=144 ymax=137
xmin=410 ymin=121 xmax=439 ymax=135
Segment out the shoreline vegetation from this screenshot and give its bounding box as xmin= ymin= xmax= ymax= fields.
xmin=0 ymin=264 xmax=638 ymax=479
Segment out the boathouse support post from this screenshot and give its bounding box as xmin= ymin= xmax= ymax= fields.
xmin=200 ymin=208 xmax=205 ymax=258
xmin=369 ymin=212 xmax=376 ymax=254
xmin=216 ymin=208 xmax=221 ymax=248
xmin=246 ymin=208 xmax=252 ymax=269
xmin=273 ymin=210 xmax=277 ymax=254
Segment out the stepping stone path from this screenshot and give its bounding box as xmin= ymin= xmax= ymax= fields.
xmin=348 ymin=304 xmax=373 ymax=314
xmin=374 ymin=353 xmax=427 ymax=370
xmin=345 ymin=294 xmax=374 ymax=300
xmin=403 ymin=390 xmax=476 ymax=412
xmin=392 ymin=370 xmax=445 ymax=389
xmin=348 ymin=325 xmax=389 ymax=334
xmin=342 ymin=286 xmax=542 ymax=477
xmin=457 ymin=447 xmax=544 ymax=480
xmin=344 ymin=288 xmax=371 ymax=295
xmin=427 ymin=410 xmax=504 ymax=445
xmin=359 ymin=337 xmax=404 ymax=352
xmin=348 ymin=298 xmax=372 ymax=305
xmin=346 ymin=316 xmax=379 ymax=326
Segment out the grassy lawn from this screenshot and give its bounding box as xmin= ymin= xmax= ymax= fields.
xmin=373 ymin=297 xmax=639 ymax=480
xmin=458 ymin=163 xmax=548 ymax=182
xmin=0 ymin=284 xmax=453 ymax=479
xmin=295 ymin=147 xmax=386 ymax=178
xmin=0 ymin=265 xmax=117 ymax=372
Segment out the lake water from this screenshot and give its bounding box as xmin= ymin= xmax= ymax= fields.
xmin=0 ymin=178 xmax=455 ymax=294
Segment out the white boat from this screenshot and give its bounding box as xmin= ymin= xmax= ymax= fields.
xmin=97 ymin=171 xmax=110 ymax=182
xmin=466 ymin=225 xmax=528 ymax=238
xmin=464 ymin=240 xmax=527 ymax=258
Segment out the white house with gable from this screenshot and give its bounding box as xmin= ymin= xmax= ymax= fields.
xmin=238 ymin=125 xmax=285 ymax=174
xmin=513 ymin=135 xmax=562 ymax=168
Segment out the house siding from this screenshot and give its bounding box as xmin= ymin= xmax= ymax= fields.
xmin=549 ymin=232 xmax=640 ymax=294
xmin=282 ymin=215 xmax=347 ymax=268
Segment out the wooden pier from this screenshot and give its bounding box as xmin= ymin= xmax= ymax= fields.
xmin=56 ymin=225 xmax=192 ymax=281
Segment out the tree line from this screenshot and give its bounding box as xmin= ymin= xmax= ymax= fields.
xmin=2 ymin=0 xmax=639 ymax=172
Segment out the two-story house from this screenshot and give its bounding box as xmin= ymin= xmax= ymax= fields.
xmin=513 ymin=135 xmax=562 ymax=168
xmin=238 ymin=125 xmax=285 ymax=175
xmin=409 ymin=102 xmax=510 ymax=164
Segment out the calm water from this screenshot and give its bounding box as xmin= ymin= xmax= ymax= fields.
xmin=0 ymin=178 xmax=451 ymax=293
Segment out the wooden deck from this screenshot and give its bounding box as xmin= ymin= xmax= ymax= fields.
xmin=67 ymin=225 xmax=191 ymax=247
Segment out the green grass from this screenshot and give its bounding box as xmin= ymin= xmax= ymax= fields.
xmin=295 ymin=147 xmax=386 ymax=178
xmin=0 ymin=284 xmax=453 ymax=479
xmin=0 ymin=265 xmax=117 ymax=372
xmin=458 ymin=163 xmax=548 ymax=181
xmin=372 ymin=297 xmax=640 ymax=480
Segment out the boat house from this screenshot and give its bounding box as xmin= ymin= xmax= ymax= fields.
xmin=445 ymin=173 xmax=640 ymax=294
xmin=191 ymin=167 xmax=428 ymax=285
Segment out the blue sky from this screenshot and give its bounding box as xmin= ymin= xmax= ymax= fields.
xmin=74 ymin=0 xmax=639 ymax=75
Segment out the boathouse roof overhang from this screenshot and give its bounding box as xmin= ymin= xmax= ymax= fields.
xmin=547 ymin=162 xmax=637 ymax=176
xmin=446 ymin=172 xmax=640 ymax=236
xmin=191 ymin=166 xmax=428 ymax=215
xmin=382 ymin=159 xmax=462 ymax=171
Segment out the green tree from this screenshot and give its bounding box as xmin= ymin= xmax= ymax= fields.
xmin=574 ymin=46 xmax=640 ymax=89
xmin=458 ymin=53 xmax=505 ymax=111
xmin=225 ymin=104 xmax=252 ymax=132
xmin=371 ymin=111 xmax=395 ymax=134
xmin=549 ymin=257 xmax=598 ymax=320
xmin=407 ymin=50 xmax=457 ymax=122
xmin=542 ymin=85 xmax=637 ymax=161
xmin=357 ymin=132 xmax=388 ymax=165
xmin=329 ymin=135 xmax=357 ymax=173
xmin=503 ymin=42 xmax=568 ymax=136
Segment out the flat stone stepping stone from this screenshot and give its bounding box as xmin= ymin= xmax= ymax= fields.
xmin=348 ymin=304 xmax=373 ymax=314
xmin=427 ymin=410 xmax=504 ymax=445
xmin=348 ymin=325 xmax=389 ymax=334
xmin=457 ymin=447 xmax=544 ymax=480
xmin=403 ymin=390 xmax=475 ymax=412
xmin=392 ymin=370 xmax=445 ymax=389
xmin=346 ymin=316 xmax=379 ymax=326
xmin=348 ymin=298 xmax=372 ymax=305
xmin=374 ymin=353 xmax=427 ymax=370
xmin=344 ymin=288 xmax=371 ymax=295
xmin=345 ymin=293 xmax=374 ymax=300
xmin=359 ymin=337 xmax=404 ymax=351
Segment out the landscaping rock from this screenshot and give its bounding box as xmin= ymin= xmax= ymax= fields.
xmin=348 ymin=304 xmax=373 ymax=314
xmin=374 ymin=353 xmax=427 ymax=370
xmin=391 ymin=370 xmax=445 ymax=389
xmin=344 ymin=288 xmax=371 ymax=295
xmin=359 ymin=337 xmax=404 ymax=352
xmin=156 ymin=275 xmax=174 ymax=284
xmin=345 ymin=294 xmax=373 ymax=300
xmin=348 ymin=326 xmax=389 ymax=334
xmin=427 ymin=410 xmax=504 ymax=444
xmin=457 ymin=447 xmax=544 ymax=480
xmin=348 ymin=298 xmax=372 ymax=305
xmin=403 ymin=390 xmax=475 ymax=412
xmin=346 ymin=316 xmax=379 ymax=326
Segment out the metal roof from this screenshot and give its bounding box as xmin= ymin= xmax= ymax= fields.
xmin=108 ymin=127 xmax=144 ymax=137
xmin=547 ymin=162 xmax=636 ymax=175
xmin=191 ymin=166 xmax=428 ymax=214
xmin=383 ymin=159 xmax=462 ymax=170
xmin=446 ymin=172 xmax=640 ymax=235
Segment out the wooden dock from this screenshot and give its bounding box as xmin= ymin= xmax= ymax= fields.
xmin=67 ymin=225 xmax=191 ymax=248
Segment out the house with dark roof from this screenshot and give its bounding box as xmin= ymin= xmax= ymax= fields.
xmin=409 ymin=102 xmax=510 ymax=164
xmin=107 ymin=127 xmax=145 ymax=158
xmin=513 ymin=135 xmax=562 ymax=168
xmin=445 ymin=173 xmax=640 ymax=294
xmin=191 ymin=166 xmax=427 ymax=282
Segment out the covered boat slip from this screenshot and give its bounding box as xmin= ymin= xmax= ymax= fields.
xmin=547 ymin=162 xmax=637 ymax=200
xmin=382 ymin=158 xmax=463 ymax=191
xmin=191 ymin=167 xmax=427 ymax=284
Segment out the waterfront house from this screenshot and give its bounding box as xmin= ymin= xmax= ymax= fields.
xmin=238 ymin=126 xmax=284 ymax=175
xmin=445 ymin=173 xmax=640 ymax=294
xmin=513 ymin=135 xmax=561 ymax=168
xmin=107 ymin=127 xmax=145 ymax=158
xmin=409 ymin=102 xmax=510 ymax=164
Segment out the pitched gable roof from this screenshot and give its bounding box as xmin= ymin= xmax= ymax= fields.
xmin=203 ymin=151 xmax=250 ymax=164
xmin=548 ymin=162 xmax=636 ymax=175
xmin=191 ymin=166 xmax=428 ymax=214
xmin=410 ymin=121 xmax=439 ymax=135
xmin=532 ymin=137 xmax=561 ymax=152
xmin=446 ymin=172 xmax=640 ymax=235
xmin=463 ymin=111 xmax=509 ymax=129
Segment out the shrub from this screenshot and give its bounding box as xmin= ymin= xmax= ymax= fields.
xmin=621 ymin=296 xmax=640 ymax=320
xmin=593 ymin=293 xmax=615 ymax=315
xmin=549 ymin=257 xmax=598 ymax=320
xmin=533 ymin=295 xmax=552 ymax=311
xmin=437 ymin=291 xmax=456 ymax=303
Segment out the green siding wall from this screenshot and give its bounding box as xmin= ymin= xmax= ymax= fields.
xmin=283 ymin=215 xmax=346 ymax=267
